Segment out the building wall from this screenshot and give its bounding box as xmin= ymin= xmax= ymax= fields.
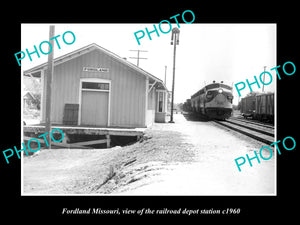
xmin=42 ymin=49 xmax=147 ymax=128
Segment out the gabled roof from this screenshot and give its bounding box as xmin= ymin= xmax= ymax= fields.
xmin=23 ymin=43 xmax=167 ymax=90
xmin=23 ymin=91 xmax=36 ymax=100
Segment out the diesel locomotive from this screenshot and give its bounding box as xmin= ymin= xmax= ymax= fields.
xmin=190 ymin=81 xmax=233 ymax=120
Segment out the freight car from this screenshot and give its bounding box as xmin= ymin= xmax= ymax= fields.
xmin=190 ymin=81 xmax=233 ymax=120
xmin=240 ymin=92 xmax=274 ymax=123
xmin=240 ymin=95 xmax=256 ymax=119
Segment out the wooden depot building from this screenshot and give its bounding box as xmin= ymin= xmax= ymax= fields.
xmin=23 ymin=43 xmax=169 ymax=129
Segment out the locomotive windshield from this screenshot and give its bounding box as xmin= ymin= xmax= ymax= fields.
xmin=220 ymin=83 xmax=232 ymax=90
xmin=205 ymin=83 xmax=232 ymax=90
xmin=205 ymin=83 xmax=219 ymax=90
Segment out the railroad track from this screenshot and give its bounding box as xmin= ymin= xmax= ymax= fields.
xmin=230 ymin=116 xmax=274 ymax=129
xmin=212 ymin=117 xmax=275 ymax=145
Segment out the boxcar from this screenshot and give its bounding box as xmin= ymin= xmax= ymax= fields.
xmin=240 ymin=92 xmax=274 ymax=123
xmin=241 ymin=95 xmax=256 ymax=118
xmin=254 ymin=93 xmax=274 ymax=122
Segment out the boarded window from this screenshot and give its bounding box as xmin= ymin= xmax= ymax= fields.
xmin=82 ymin=82 xmax=109 ymax=90
xmin=63 ymin=104 xmax=79 ymax=125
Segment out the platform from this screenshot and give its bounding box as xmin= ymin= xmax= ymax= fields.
xmin=23 ymin=124 xmax=146 ymax=148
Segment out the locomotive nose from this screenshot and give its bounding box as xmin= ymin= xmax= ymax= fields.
xmin=215 ymin=93 xmax=226 ymax=104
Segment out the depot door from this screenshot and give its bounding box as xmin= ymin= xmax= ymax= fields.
xmin=80 ymin=80 xmax=110 ymax=127
xmin=81 ymin=91 xmax=109 ymax=126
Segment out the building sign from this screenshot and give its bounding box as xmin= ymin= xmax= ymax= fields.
xmin=83 ymin=67 xmax=109 ymax=72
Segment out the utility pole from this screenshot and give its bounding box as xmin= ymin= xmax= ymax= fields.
xmin=45 ymin=25 xmax=55 ymax=149
xmin=129 ymin=50 xmax=148 ymax=67
xmin=164 ymin=65 xmax=167 ymax=85
xmin=262 ymin=66 xmax=267 ymax=92
xmin=169 ymin=27 xmax=180 ymax=123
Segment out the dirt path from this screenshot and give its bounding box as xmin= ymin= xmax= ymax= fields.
xmin=23 ymin=114 xmax=275 ymax=195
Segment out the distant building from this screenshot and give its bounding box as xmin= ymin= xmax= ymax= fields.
xmin=23 ymin=91 xmax=36 ymax=109
xmin=23 ymin=43 xmax=168 ymax=127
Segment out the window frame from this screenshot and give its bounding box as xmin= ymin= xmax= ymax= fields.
xmin=81 ymin=81 xmax=110 ymax=92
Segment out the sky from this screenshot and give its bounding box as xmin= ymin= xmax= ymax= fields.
xmin=21 ymin=23 xmax=276 ymax=105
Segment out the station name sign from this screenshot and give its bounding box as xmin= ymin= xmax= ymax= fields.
xmin=83 ymin=67 xmax=109 ymax=72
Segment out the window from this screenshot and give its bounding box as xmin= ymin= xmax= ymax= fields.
xmin=158 ymin=92 xmax=164 ymax=113
xmin=82 ymin=82 xmax=109 ymax=90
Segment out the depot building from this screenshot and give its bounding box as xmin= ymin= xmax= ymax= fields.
xmin=23 ymin=43 xmax=169 ymax=128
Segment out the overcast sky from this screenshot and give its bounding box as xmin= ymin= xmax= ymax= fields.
xmin=21 ymin=23 xmax=276 ymax=105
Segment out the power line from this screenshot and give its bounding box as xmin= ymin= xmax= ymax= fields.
xmin=129 ymin=50 xmax=148 ymax=67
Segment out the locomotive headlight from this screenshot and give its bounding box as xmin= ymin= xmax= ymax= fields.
xmin=218 ymin=89 xmax=223 ymax=94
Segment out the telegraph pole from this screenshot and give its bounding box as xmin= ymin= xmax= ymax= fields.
xmin=45 ymin=25 xmax=55 ymax=149
xmin=169 ymin=27 xmax=180 ymax=123
xmin=129 ymin=50 xmax=148 ymax=67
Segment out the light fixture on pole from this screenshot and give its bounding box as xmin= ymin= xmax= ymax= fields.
xmin=169 ymin=27 xmax=180 ymax=123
